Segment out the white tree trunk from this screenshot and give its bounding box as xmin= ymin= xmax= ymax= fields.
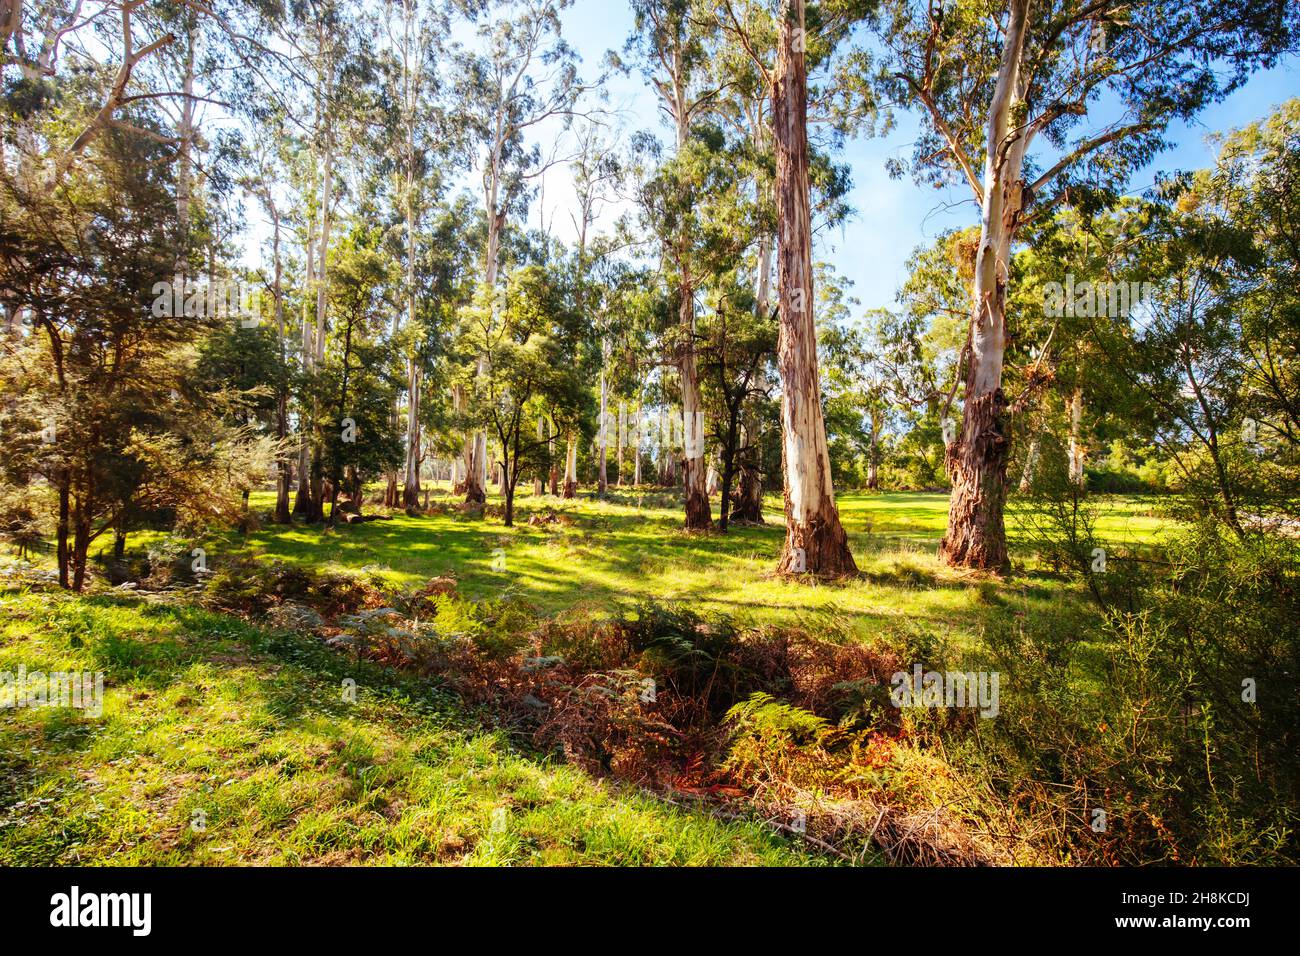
xmin=1068 ymin=386 xmax=1086 ymax=487
xmin=598 ymin=354 xmax=608 ymax=493
xmin=633 ymin=401 xmax=642 ymax=486
xmin=939 ymin=0 xmax=1030 ymax=573
xmin=616 ymin=401 xmax=625 ymax=485
xmin=563 ymin=434 xmax=578 ymax=498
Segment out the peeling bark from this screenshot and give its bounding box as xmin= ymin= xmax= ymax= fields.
xmin=771 ymin=0 xmax=854 ymax=577
xmin=939 ymin=0 xmax=1029 ymax=574
xmin=939 ymin=389 xmax=1010 ymax=570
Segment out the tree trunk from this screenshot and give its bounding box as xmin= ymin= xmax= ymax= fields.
xmin=535 ymin=414 xmax=545 ymax=495
xmin=679 ymin=291 xmax=712 ymax=529
xmin=466 ymin=122 xmax=506 ymax=508
xmin=771 ymin=0 xmax=855 ymax=576
xmin=1067 ymin=385 xmax=1085 ymax=487
xmin=733 ymin=417 xmax=765 ymax=524
xmin=1019 ymin=435 xmax=1040 ymax=492
xmin=563 ymin=434 xmax=577 ymax=498
xmin=598 ymin=356 xmax=609 ymax=494
xmin=549 ymin=415 xmax=559 ymax=494
xmin=734 ymin=233 xmax=772 ymax=524
xmin=56 ymin=477 xmax=70 ymax=589
xmin=175 ymin=20 xmax=195 ymax=273
xmin=867 ymin=411 xmax=880 ymax=490
xmin=463 ymin=420 xmax=486 ymax=504
xmin=314 ymin=121 xmax=333 ymax=367
xmin=293 ymin=235 xmax=315 ymax=519
xmin=399 ymin=5 xmax=422 ymax=513
xmin=938 ymin=0 xmax=1029 ymax=574
xmin=71 ymin=513 xmax=91 ymax=592
xmin=633 ymin=401 xmax=642 ymax=485
xmin=271 ymin=202 xmax=292 ymax=524
xmin=718 ymin=407 xmax=742 ymax=533
xmin=402 ymin=362 xmax=422 ymax=508
xmin=616 ymin=402 xmax=625 ymax=486
xmin=303 ymin=77 xmax=335 ymax=524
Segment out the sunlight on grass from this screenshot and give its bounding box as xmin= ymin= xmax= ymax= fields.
xmin=0 ymin=589 xmax=819 ymax=866
xmin=0 ymin=487 xmax=1182 ymax=865
xmin=182 ymin=487 xmax=1170 ymax=651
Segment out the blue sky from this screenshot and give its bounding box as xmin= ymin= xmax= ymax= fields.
xmin=535 ymin=0 xmax=1300 ymax=315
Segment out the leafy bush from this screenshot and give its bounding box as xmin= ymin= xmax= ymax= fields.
xmin=204 ymin=556 xmax=390 ymax=617
xmin=722 ymin=692 xmax=839 ymax=789
xmin=433 ymin=593 xmax=537 ymax=662
xmin=0 ymin=494 xmax=45 ymax=559
xmin=977 ymin=520 xmax=1300 ymax=864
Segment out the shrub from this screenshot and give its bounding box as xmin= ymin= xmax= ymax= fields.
xmin=204 ymin=556 xmax=389 ymax=617
xmin=976 ymin=521 xmax=1300 ymax=864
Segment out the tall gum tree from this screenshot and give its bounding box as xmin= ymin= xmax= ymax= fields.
xmin=455 ymin=0 xmax=586 ymax=505
xmin=869 ymin=0 xmax=1300 ymax=571
xmin=699 ymin=10 xmax=777 ymax=524
xmin=714 ymin=0 xmax=865 ymax=574
xmin=380 ymin=0 xmax=462 ymax=511
xmin=627 ymin=0 xmax=720 ymax=529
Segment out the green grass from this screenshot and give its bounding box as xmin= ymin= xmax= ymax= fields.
xmin=210 ymin=487 xmax=1166 ymax=650
xmin=2 ymin=486 xmax=1175 ymax=865
xmin=0 ymin=587 xmax=823 ymax=865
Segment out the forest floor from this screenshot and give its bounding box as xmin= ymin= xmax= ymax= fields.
xmin=0 ymin=489 xmax=1169 ymax=865
xmin=230 ymin=486 xmax=1163 ymax=645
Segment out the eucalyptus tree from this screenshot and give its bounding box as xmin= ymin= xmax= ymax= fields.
xmin=269 ymin=0 xmax=375 ymax=521
xmin=238 ymin=119 xmax=297 ymax=522
xmin=657 ymin=7 xmax=772 ymax=520
xmin=698 ymin=268 xmax=776 ymax=530
xmin=453 ymin=0 xmax=587 ymax=505
xmin=566 ymin=117 xmax=622 ymax=492
xmin=8 ymin=1 xmax=179 ymax=189
xmin=314 ymin=232 xmax=404 ymax=525
xmin=868 ymin=0 xmax=1300 ymax=571
xmin=624 ymin=0 xmax=725 ymax=528
xmin=879 ymin=228 xmax=982 ymax=485
xmin=455 ymin=261 xmax=586 ymax=526
xmin=707 ymin=0 xmax=869 ymax=574
xmin=1221 ymin=100 xmax=1300 ymax=482
xmin=1081 ymin=103 xmax=1300 ymax=534
xmin=374 ymin=0 xmax=466 ymax=510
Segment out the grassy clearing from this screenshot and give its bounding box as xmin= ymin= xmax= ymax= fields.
xmin=1 ymin=489 xmax=1173 ymax=865
xmin=201 ymin=489 xmax=1163 ymax=649
xmin=0 ymin=586 xmax=825 ymax=865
